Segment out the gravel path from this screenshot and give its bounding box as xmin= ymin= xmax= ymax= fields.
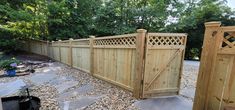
xmin=0 ymin=54 xmax=199 ymax=110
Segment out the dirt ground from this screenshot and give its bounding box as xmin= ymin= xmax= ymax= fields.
xmin=0 ymin=53 xmax=199 ymax=110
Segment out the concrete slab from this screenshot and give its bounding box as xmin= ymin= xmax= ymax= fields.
xmin=134 ymin=96 xmax=193 ymax=110
xmin=0 ymin=79 xmax=26 ymax=97
xmin=180 ymin=88 xmax=195 ymax=99
xmin=58 ymin=84 xmax=94 ymax=100
xmin=55 ymin=81 xmax=78 ymax=93
xmin=49 ymin=76 xmax=75 ymax=86
xmin=59 ymin=96 xmax=102 ymax=110
xmin=184 ymin=60 xmax=200 ymax=67
xmin=29 ymin=72 xmax=57 ymax=85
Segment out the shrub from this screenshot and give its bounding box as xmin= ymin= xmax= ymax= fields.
xmin=0 ymin=58 xmax=20 ymax=70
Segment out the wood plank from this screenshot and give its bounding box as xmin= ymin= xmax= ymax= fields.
xmin=93 ymin=46 xmax=136 ymax=49
xmin=177 ymin=42 xmax=185 ymax=94
xmin=90 ymin=36 xmax=95 ymax=75
xmin=148 ymin=33 xmax=187 ymax=37
xmin=133 ymin=29 xmax=146 ymax=98
xmin=145 ymin=49 xmax=182 ymax=90
xmin=94 ymin=74 xmax=133 ymax=91
xmin=94 ymin=33 xmax=137 ymax=40
xmin=222 ymin=26 xmax=235 ymax=32
xmin=144 ymin=88 xmax=179 ymax=94
xmin=193 ymin=22 xmax=222 ymax=110
xmin=221 ymin=56 xmax=235 ymax=109
xmin=147 ymin=45 xmax=185 ymax=50
xmin=218 ymin=48 xmax=235 ymax=55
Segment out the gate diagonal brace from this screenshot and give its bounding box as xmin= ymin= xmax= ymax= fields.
xmin=145 ymin=48 xmax=183 ymax=90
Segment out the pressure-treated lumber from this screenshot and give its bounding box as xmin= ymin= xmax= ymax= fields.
xmin=193 ymin=21 xmax=222 ymax=110
xmin=21 ymin=30 xmax=187 ymax=99
xmin=133 ymin=29 xmax=147 ymax=98
xmin=68 ymin=38 xmax=73 ymax=66
xmin=193 ymin=22 xmax=235 ymax=110
xmin=90 ymin=36 xmax=95 ymax=75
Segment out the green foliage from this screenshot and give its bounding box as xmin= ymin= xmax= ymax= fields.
xmin=0 ymin=0 xmax=235 ymax=59
xmin=165 ymin=0 xmax=235 ymax=59
xmin=0 ymin=58 xmax=20 ymax=70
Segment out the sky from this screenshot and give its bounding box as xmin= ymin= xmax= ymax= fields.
xmin=227 ymin=0 xmax=235 ymax=9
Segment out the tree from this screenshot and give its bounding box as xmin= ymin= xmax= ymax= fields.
xmin=166 ymin=0 xmax=235 ymax=59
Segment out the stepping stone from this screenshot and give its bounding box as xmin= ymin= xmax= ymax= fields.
xmin=134 ymin=96 xmax=193 ymax=110
xmin=184 ymin=60 xmax=200 ymax=67
xmin=55 ymin=81 xmax=78 ymax=93
xmin=29 ymin=72 xmax=57 ymax=85
xmin=49 ymin=76 xmax=75 ymax=86
xmin=59 ymin=95 xmax=102 ymax=110
xmin=180 ymin=88 xmax=196 ymax=99
xmin=0 ymin=79 xmax=26 ymax=97
xmin=58 ymin=84 xmax=94 ymax=100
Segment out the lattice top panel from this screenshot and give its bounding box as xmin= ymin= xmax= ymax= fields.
xmin=94 ymin=34 xmax=137 ymax=47
xmin=222 ymin=32 xmax=235 ymax=48
xmin=147 ymin=33 xmax=186 ymax=46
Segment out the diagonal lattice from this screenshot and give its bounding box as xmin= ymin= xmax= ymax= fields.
xmin=94 ymin=37 xmax=136 ymax=46
xmin=148 ymin=36 xmax=185 ymax=46
xmin=222 ymin=32 xmax=235 ymax=48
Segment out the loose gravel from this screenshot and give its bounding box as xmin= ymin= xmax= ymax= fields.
xmin=0 ymin=55 xmax=199 ymax=110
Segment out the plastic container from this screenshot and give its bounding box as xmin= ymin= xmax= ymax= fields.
xmin=6 ymin=70 xmax=16 ymax=77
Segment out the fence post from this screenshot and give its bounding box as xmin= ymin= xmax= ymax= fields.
xmin=58 ymin=40 xmax=62 ymax=62
xmin=193 ymin=22 xmax=222 ymax=110
xmin=89 ymin=36 xmax=95 ymax=76
xmin=46 ymin=41 xmax=49 ymax=57
xmin=27 ymin=40 xmax=31 ymax=53
xmin=40 ymin=42 xmax=43 ymax=55
xmin=133 ymin=29 xmax=147 ymax=98
xmin=68 ymin=38 xmax=73 ymax=66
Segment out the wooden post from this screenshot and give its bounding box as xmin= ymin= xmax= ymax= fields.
xmin=133 ymin=29 xmax=147 ymax=98
xmin=27 ymin=40 xmax=31 ymax=53
xmin=46 ymin=40 xmax=49 ymax=56
xmin=40 ymin=42 xmax=43 ymax=55
xmin=58 ymin=40 xmax=62 ymax=62
xmin=89 ymin=36 xmax=95 ymax=76
xmin=193 ymin=21 xmax=222 ymax=110
xmin=52 ymin=41 xmax=54 ymax=59
xmin=68 ymin=38 xmax=73 ymax=66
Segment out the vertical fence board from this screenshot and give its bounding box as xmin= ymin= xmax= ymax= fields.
xmin=21 ymin=30 xmax=186 ymax=99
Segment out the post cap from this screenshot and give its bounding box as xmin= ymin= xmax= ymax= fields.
xmin=69 ymin=38 xmax=73 ymax=40
xmin=137 ymin=29 xmax=147 ymax=33
xmin=89 ymin=35 xmax=95 ymax=38
xmin=205 ymin=21 xmax=221 ymax=27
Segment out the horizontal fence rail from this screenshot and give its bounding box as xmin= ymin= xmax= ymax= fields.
xmin=20 ymin=29 xmax=187 ymax=98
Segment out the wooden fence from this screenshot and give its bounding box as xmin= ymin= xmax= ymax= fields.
xmin=21 ymin=29 xmax=187 ymax=98
xmin=193 ymin=22 xmax=235 ymax=110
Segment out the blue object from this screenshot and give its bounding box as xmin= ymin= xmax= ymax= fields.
xmin=6 ymin=70 xmax=16 ymax=76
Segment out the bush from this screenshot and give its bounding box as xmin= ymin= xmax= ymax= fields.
xmin=0 ymin=58 xmax=20 ymax=70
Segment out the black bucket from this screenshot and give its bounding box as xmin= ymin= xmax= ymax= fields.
xmin=1 ymin=96 xmax=40 ymax=110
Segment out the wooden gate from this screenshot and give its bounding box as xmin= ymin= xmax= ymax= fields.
xmin=142 ymin=33 xmax=187 ymax=98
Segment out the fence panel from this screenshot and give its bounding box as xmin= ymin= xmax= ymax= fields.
xmin=20 ymin=30 xmax=187 ymax=99
xmin=30 ymin=41 xmax=42 ymax=55
xmin=71 ymin=39 xmax=90 ymax=73
xmin=51 ymin=42 xmax=60 ymax=61
xmin=93 ymin=34 xmax=137 ymax=91
xmin=193 ymin=22 xmax=235 ymax=110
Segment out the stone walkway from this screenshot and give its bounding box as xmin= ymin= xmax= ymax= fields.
xmin=0 ymin=54 xmax=199 ymax=110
